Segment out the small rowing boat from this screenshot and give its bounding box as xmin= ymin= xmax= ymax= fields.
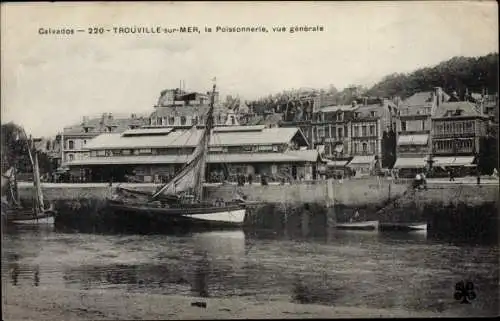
xmin=335 ymin=220 xmax=379 ymax=231
xmin=379 ymin=222 xmax=428 ymax=232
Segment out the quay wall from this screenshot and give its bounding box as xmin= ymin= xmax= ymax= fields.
xmin=16 ymin=180 xmax=498 ymax=239
xmin=17 ymin=178 xmax=406 ymax=207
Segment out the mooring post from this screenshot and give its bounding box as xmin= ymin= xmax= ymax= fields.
xmin=325 ymin=178 xmax=336 ymax=229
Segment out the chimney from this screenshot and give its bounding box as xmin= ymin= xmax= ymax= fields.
xmin=433 ymin=87 xmax=442 ymax=107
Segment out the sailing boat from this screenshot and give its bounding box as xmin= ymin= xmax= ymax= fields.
xmin=2 ymin=135 xmax=56 ymax=225
xmin=106 ymin=81 xmax=246 ymax=227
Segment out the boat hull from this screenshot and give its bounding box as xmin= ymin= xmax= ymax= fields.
xmin=335 ymin=220 xmax=379 ymax=231
xmin=3 ymin=208 xmax=56 ymax=225
xmin=379 ymin=223 xmax=428 ymax=232
xmin=107 ymin=201 xmax=246 ymax=228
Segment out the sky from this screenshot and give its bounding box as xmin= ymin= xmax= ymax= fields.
xmin=1 ymin=1 xmax=498 ymax=137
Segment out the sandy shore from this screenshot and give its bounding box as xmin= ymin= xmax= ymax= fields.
xmin=2 ymin=284 xmax=454 ymax=320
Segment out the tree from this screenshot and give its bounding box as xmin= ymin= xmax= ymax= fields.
xmin=1 ymin=122 xmax=53 ymax=175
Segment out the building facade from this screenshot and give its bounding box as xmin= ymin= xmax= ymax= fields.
xmin=61 ymin=113 xmax=149 ymax=166
xmin=394 ymin=87 xmax=450 ymax=175
xmin=66 ymin=126 xmax=322 ymax=183
xmin=430 ymin=101 xmax=488 ymax=173
xmin=150 ymin=88 xmax=242 ymax=128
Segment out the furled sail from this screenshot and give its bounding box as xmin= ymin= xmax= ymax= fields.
xmin=150 ymin=82 xmax=216 ymax=202
xmin=33 ymin=153 xmax=45 ymax=213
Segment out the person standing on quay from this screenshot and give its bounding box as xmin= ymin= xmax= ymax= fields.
xmin=449 ymin=169 xmax=455 ymax=182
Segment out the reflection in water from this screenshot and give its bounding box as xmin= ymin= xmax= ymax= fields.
xmin=1 ymin=224 xmax=498 ymax=317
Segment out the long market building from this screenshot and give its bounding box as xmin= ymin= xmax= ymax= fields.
xmin=66 ymin=125 xmax=323 ymax=183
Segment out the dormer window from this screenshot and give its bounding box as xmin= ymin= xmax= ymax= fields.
xmin=83 ymin=127 xmax=89 ymax=133
xmin=455 ymin=109 xmax=463 ymax=116
xmin=370 ymin=111 xmax=376 ymax=117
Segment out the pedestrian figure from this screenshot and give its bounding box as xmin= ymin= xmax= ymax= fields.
xmin=449 ymin=169 xmax=455 ymax=182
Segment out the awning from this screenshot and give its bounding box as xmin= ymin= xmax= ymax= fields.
xmin=393 ymin=157 xmax=427 ymax=169
xmin=397 ymin=134 xmax=429 ymax=146
xmin=433 ymin=156 xmax=475 ymax=167
xmin=432 ymin=157 xmax=456 ymax=167
xmin=453 ymin=156 xmax=475 ymax=166
xmin=348 ymin=155 xmax=375 ymax=165
xmin=326 ymin=160 xmax=348 ymax=167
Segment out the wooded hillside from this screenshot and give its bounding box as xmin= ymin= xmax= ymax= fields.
xmin=365 ymin=53 xmax=498 ymax=99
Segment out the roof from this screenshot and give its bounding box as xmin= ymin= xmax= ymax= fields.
xmin=402 ymin=91 xmax=450 ymax=107
xmin=319 ymin=105 xmax=356 ymax=113
xmin=85 ymin=129 xmax=202 ymax=149
xmin=63 ymin=116 xmax=148 ymax=136
xmin=122 ymin=128 xmax=174 ymax=136
xmin=210 ymin=127 xmax=305 ymax=147
xmin=67 ymin=150 xmax=320 ymax=166
xmin=260 ymin=113 xmax=283 ymax=126
xmin=348 ymin=155 xmax=376 ymax=165
xmin=432 ymin=101 xmax=482 ymax=118
xmin=397 ymin=134 xmax=429 ymax=146
xmin=67 ymin=155 xmax=190 ymax=166
xmin=393 ymin=157 xmax=427 ymax=169
xmin=84 ymin=127 xmax=308 ymax=150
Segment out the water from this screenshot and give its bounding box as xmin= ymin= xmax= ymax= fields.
xmin=1 ymin=224 xmax=498 ymax=317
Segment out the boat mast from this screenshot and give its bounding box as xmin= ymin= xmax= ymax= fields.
xmin=193 ymin=79 xmax=216 ymax=202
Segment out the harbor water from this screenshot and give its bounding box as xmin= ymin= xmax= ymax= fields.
xmin=1 ymin=221 xmax=498 ymax=317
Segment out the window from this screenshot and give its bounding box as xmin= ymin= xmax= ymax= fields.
xmin=230 ymin=116 xmax=236 ymax=125
xmin=338 ymin=127 xmax=343 ymax=138
xmin=354 ymin=143 xmax=358 ymax=153
xmin=105 ymin=150 xmax=112 ymax=157
xmin=336 ymin=113 xmax=343 ymax=121
xmin=111 ymin=150 xmax=121 ymax=156
xmin=180 ymin=116 xmax=187 ymax=125
xmin=193 ymin=116 xmax=199 ymax=126
xmin=354 ymin=127 xmax=359 ymax=137
xmin=169 ymin=117 xmax=175 ymax=125
xmin=370 ymin=111 xmax=376 ymax=117
xmin=362 ymin=143 xmax=367 ymax=153
xmin=369 ymin=125 xmax=375 ymax=136
xmin=362 ymin=126 xmax=367 ymax=137
xmin=370 ymin=142 xmax=376 ymax=153
xmin=122 ymin=149 xmax=131 ymax=155
xmin=83 ymin=140 xmax=87 ymax=145
xmin=68 ymin=140 xmax=74 ymax=150
xmin=84 ymin=127 xmax=89 ymax=133
xmin=68 ymin=154 xmax=74 ymax=161
xmin=90 ymin=151 xmax=97 ymax=157
xmin=401 ymin=121 xmax=407 ymax=131
xmin=422 ymin=120 xmax=426 ymax=131
xmin=318 ymin=126 xmax=325 ymax=138
xmin=97 ymin=150 xmax=105 ymax=157
xmin=139 ymin=148 xmax=152 ymax=154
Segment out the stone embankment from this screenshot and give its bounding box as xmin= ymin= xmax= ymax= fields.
xmin=16 ymin=178 xmax=499 ymax=236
